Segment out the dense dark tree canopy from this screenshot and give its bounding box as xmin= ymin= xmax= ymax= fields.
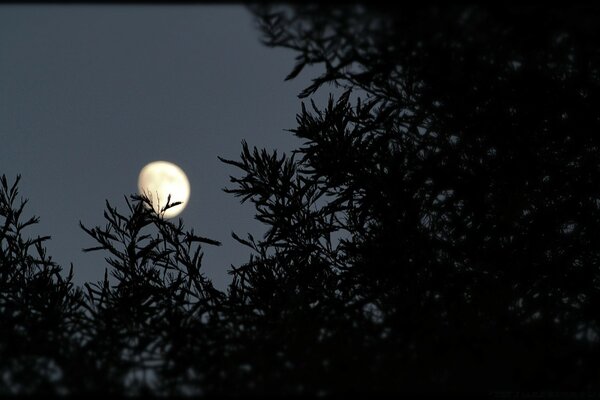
xmin=236 ymin=4 xmax=600 ymax=390
xmin=2 ymin=4 xmax=600 ymax=395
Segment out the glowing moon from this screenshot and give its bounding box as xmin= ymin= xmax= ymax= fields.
xmin=137 ymin=161 xmax=190 ymax=219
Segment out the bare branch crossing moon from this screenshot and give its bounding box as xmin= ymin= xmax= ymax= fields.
xmin=137 ymin=161 xmax=190 ymax=219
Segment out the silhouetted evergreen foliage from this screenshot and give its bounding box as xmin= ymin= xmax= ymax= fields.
xmin=77 ymin=195 xmax=224 ymax=395
xmin=239 ymin=4 xmax=600 ymax=392
xmin=0 ymin=176 xmax=83 ymax=395
xmin=2 ymin=4 xmax=600 ymax=395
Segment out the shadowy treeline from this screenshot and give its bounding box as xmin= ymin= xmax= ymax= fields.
xmin=2 ymin=4 xmax=600 ymax=395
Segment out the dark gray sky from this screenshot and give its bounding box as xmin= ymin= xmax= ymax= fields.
xmin=0 ymin=5 xmax=332 ymax=290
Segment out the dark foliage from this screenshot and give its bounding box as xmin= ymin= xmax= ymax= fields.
xmin=75 ymin=195 xmax=224 ymax=395
xmin=0 ymin=176 xmax=83 ymax=395
xmin=243 ymin=5 xmax=600 ymax=392
xmin=2 ymin=4 xmax=600 ymax=395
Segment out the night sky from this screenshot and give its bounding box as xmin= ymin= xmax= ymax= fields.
xmin=0 ymin=5 xmax=332 ymax=290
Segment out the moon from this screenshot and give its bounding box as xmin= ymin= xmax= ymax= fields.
xmin=137 ymin=161 xmax=190 ymax=219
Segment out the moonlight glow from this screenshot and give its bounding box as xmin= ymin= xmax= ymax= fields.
xmin=137 ymin=161 xmax=190 ymax=219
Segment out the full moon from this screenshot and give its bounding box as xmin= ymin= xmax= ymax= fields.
xmin=137 ymin=161 xmax=190 ymax=219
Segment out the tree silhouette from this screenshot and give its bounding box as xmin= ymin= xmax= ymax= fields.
xmin=2 ymin=4 xmax=600 ymax=395
xmin=77 ymin=195 xmax=223 ymax=395
xmin=220 ymin=4 xmax=600 ymax=392
xmin=0 ymin=176 xmax=83 ymax=395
